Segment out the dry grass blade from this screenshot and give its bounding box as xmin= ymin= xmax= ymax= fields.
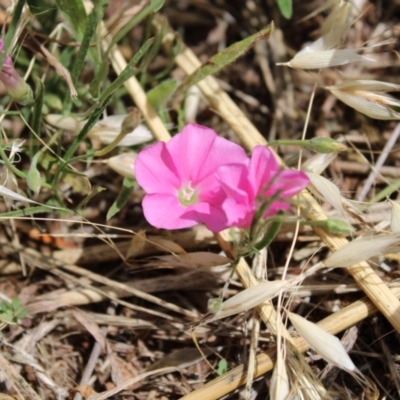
xmin=324 ymin=233 xmax=400 ymax=268
xmin=0 ymin=353 xmax=42 ymax=400
xmin=270 ymin=346 xmax=289 ymax=400
xmin=307 ymin=172 xmax=346 ymax=217
xmin=281 ymin=49 xmax=367 ymax=70
xmin=390 ymin=201 xmax=400 ymax=233
xmin=208 ymin=280 xmax=289 ymax=322
xmin=287 ymin=311 xmax=357 ymax=372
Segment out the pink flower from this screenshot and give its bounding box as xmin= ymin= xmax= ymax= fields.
xmin=135 ymin=123 xmax=248 ymax=231
xmin=216 ymin=146 xmax=309 ymax=228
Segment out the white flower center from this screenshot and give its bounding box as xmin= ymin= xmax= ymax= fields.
xmin=178 ymin=181 xmax=198 ymax=206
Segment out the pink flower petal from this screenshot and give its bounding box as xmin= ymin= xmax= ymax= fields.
xmin=216 ymin=164 xmax=253 ymax=201
xmin=142 ymin=194 xmax=198 ymax=229
xmin=167 ymin=124 xmax=248 ymax=184
xmin=249 ymin=146 xmax=281 ymax=193
xmin=135 ymin=142 xmax=181 ymax=194
xmin=264 ymin=170 xmax=309 ymax=198
xmin=181 ymin=201 xmax=232 ymax=232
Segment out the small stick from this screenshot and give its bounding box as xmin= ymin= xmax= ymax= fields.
xmin=357 ymin=122 xmax=400 ymax=201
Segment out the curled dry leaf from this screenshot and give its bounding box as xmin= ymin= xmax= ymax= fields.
xmin=327 ymin=80 xmax=400 ymax=120
xmin=208 ymin=280 xmax=289 ymax=322
xmin=325 ymin=233 xmax=400 ymax=268
xmin=40 ymin=45 xmax=77 ymax=98
xmin=288 ymin=311 xmax=356 ymax=372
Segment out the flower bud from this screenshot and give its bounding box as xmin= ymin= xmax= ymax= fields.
xmin=322 ymin=218 xmax=354 ymax=234
xmin=0 ymin=40 xmax=33 ymax=105
xmin=306 ymin=137 xmax=347 ymax=153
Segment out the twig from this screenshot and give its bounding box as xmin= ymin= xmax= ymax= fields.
xmin=357 ymin=122 xmax=400 ymax=201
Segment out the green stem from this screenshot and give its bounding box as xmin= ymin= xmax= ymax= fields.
xmin=268 ymin=139 xmax=307 ymax=147
xmin=0 ymin=145 xmax=26 ymax=179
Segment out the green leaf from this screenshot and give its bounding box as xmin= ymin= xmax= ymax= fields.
xmin=174 ymin=23 xmax=274 ymax=98
xmin=0 ymin=205 xmax=69 ymax=218
xmin=11 ymin=297 xmax=21 ymax=311
xmin=276 ymin=0 xmax=292 ymax=19
xmin=26 ymin=153 xmax=42 ymax=194
xmin=31 ymin=79 xmax=44 ymax=135
xmin=107 ymin=177 xmax=135 ymax=220
xmin=147 ymin=79 xmax=178 ymax=109
xmin=97 ymin=37 xmax=155 ymax=105
xmin=253 ymin=216 xmax=283 ymax=252
xmin=105 ymin=0 xmax=164 ymax=55
xmin=150 ymin=0 xmax=164 ymax=12
xmin=54 ymin=0 xmax=88 ymax=41
xmin=217 ymin=359 xmax=228 ymax=376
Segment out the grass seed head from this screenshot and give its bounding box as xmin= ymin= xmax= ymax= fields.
xmin=208 ymin=280 xmax=289 ymax=322
xmin=327 ymin=80 xmax=400 ymax=120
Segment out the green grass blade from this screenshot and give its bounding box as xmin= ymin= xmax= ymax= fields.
xmin=70 ymin=10 xmax=99 ymax=84
xmin=174 ymin=23 xmax=274 ymax=98
xmin=107 ymin=177 xmax=135 ymax=220
xmin=276 ymin=0 xmax=293 ymax=19
xmin=105 ymin=0 xmax=164 ymax=55
xmin=58 ymin=94 xmax=113 ymax=177
xmin=0 ymin=205 xmax=68 ymax=218
xmin=97 ymin=37 xmax=155 ymax=105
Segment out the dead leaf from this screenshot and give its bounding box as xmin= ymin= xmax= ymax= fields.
xmin=72 ymin=309 xmax=106 ymax=350
xmin=74 ymin=385 xmax=98 ymax=398
xmin=148 ymin=236 xmax=186 ymax=254
xmin=126 ymin=230 xmax=147 ymax=258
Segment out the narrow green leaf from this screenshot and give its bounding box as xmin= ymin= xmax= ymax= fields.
xmin=276 ymin=0 xmax=292 ymax=19
xmin=174 ymin=23 xmax=274 ymax=98
xmin=31 ymin=79 xmax=44 ymax=135
xmin=54 ymin=0 xmax=88 ymax=41
xmin=70 ymin=9 xmax=99 ymax=84
xmin=61 ymin=94 xmax=113 ymax=167
xmin=97 ymin=37 xmax=155 ymax=105
xmin=147 ymin=79 xmax=178 ymax=109
xmin=0 ymin=205 xmax=68 ymax=218
xmin=254 ymin=217 xmax=282 ymax=251
xmin=150 ymin=0 xmax=164 ymax=12
xmin=107 ymin=177 xmax=135 ymax=220
xmin=105 ymin=0 xmax=162 ymax=55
